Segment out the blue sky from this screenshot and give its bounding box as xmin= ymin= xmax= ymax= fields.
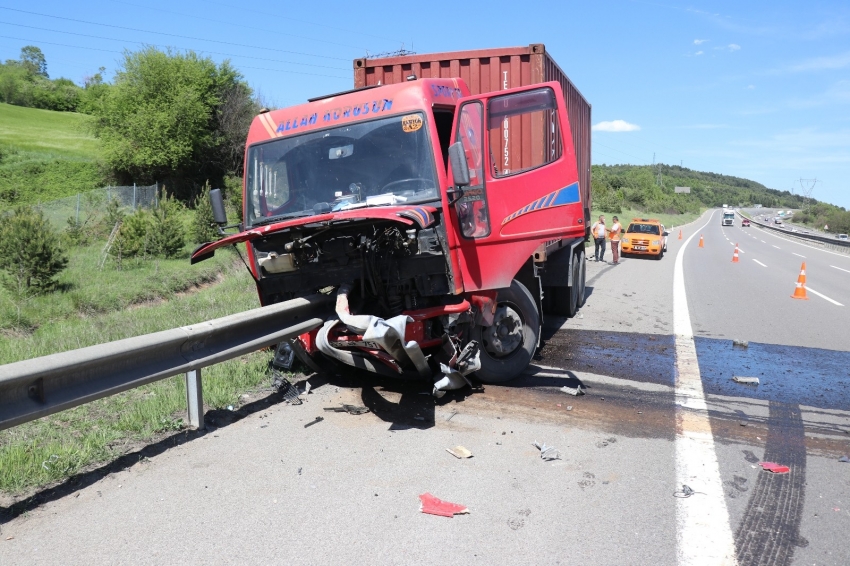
xmin=1 ymin=1 xmax=848 ymax=207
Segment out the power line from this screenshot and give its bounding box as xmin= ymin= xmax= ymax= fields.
xmin=0 ymin=34 xmax=349 ymax=79
xmin=201 ymin=0 xmax=406 ymax=45
xmin=109 ymin=0 xmax=370 ymax=52
xmin=0 ymin=23 xmax=349 ymax=71
xmin=0 ymin=6 xmax=349 ymax=61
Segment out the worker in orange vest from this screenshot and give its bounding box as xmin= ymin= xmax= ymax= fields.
xmin=608 ymin=215 xmax=622 ymax=264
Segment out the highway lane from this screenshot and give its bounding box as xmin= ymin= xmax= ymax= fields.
xmin=684 ymin=210 xmax=849 ymax=352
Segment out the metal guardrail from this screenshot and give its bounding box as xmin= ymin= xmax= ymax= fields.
xmin=0 ymin=294 xmax=333 ymax=432
xmin=737 ymin=211 xmax=850 ymax=254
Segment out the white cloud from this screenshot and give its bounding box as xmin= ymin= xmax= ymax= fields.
xmin=729 ymin=43 xmax=741 ymax=51
xmin=695 ymin=50 xmax=704 ymax=56
xmin=592 ymin=120 xmax=641 ymax=132
xmin=746 ymin=84 xmax=755 ymax=90
xmin=714 ymin=43 xmax=741 ymax=52
xmin=694 ymin=39 xmax=709 ymax=45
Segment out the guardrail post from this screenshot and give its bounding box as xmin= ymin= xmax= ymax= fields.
xmin=185 ymin=369 xmax=205 ymax=430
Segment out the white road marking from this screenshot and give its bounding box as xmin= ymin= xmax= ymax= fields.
xmin=793 ymin=253 xmax=806 ymax=258
xmin=832 ymin=265 xmax=850 ymax=274
xmin=772 ymin=245 xmax=781 ymax=249
xmin=806 ymin=286 xmax=844 ymax=306
xmin=755 ymin=224 xmax=850 ymax=260
xmin=760 ymin=240 xmax=766 ymax=243
xmin=753 ymin=259 xmax=767 ymax=267
xmin=674 ymin=210 xmax=737 ymax=565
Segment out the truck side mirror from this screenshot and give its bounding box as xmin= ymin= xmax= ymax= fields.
xmin=209 ymin=188 xmax=228 ymax=225
xmin=448 ymin=142 xmax=470 ymax=187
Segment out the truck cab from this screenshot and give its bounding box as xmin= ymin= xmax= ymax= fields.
xmin=192 ymin=77 xmax=587 ymax=390
xmin=722 ymin=211 xmax=735 ymax=226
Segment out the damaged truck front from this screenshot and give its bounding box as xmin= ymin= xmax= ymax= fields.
xmin=193 ymin=47 xmax=590 ymax=395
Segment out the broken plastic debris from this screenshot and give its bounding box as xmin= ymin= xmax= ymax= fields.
xmin=323 ymin=405 xmax=370 ymax=415
xmin=759 ymin=461 xmax=790 ymax=474
xmin=300 ymin=381 xmax=312 ymax=396
xmin=303 ymin=416 xmax=323 ymax=428
xmin=674 ymin=485 xmax=696 ymax=498
xmin=446 ymin=446 xmax=473 ymax=459
xmin=838 ymin=455 xmax=849 ymax=463
xmin=532 ymin=441 xmax=562 ymax=461
xmin=733 ymin=376 xmax=760 ymax=385
xmin=272 ymin=341 xmax=295 ymax=369
xmin=445 ymin=411 xmax=458 ymax=422
xmin=418 ymin=493 xmax=469 ymax=517
xmin=560 ymin=385 xmax=585 ymax=396
xmin=732 ymin=340 xmax=749 ymax=348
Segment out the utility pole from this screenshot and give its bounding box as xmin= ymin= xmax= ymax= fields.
xmin=798 ymin=178 xmax=816 ymax=212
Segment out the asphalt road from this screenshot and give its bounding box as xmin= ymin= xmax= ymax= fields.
xmin=1 ymin=210 xmax=848 ymax=566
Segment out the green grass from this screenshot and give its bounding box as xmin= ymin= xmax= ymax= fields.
xmin=0 ymin=103 xmax=100 ymax=159
xmin=0 ymin=103 xmax=105 ymax=208
xmin=0 ymin=255 xmax=286 ymax=494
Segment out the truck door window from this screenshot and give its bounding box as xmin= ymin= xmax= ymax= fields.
xmin=433 ymin=108 xmax=454 ymax=171
xmin=455 ymin=101 xmax=490 ymax=238
xmin=487 ymin=87 xmax=562 ymax=177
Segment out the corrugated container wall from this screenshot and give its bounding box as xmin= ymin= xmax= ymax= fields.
xmin=354 ymin=44 xmax=592 ymax=226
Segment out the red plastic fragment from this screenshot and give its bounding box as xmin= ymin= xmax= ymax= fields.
xmin=418 ymin=493 xmax=469 ymax=517
xmin=759 ymin=462 xmax=790 ymax=474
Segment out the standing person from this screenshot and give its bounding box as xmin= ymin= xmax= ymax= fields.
xmin=591 ymin=215 xmax=606 ymax=262
xmin=609 ymin=215 xmax=622 ymax=264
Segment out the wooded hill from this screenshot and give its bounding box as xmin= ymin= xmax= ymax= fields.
xmin=591 ymin=163 xmax=814 ymax=215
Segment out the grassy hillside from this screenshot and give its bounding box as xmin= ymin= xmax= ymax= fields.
xmin=0 ymin=103 xmax=104 ymax=208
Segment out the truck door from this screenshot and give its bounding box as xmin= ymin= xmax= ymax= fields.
xmin=445 ymin=82 xmax=584 ymax=291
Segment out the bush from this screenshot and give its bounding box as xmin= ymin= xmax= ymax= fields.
xmin=150 ymin=190 xmax=185 ymax=258
xmin=192 ymin=181 xmax=219 ymax=244
xmin=0 ymin=206 xmax=68 ymax=293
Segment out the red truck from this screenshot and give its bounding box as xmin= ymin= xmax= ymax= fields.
xmin=193 ymin=44 xmax=591 ymax=394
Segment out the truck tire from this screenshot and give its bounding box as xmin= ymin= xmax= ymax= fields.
xmin=567 ymin=255 xmax=580 ymax=317
xmin=576 ymin=250 xmax=587 ymax=308
xmin=472 ymin=279 xmax=540 ymax=383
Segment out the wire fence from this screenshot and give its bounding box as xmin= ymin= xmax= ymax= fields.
xmin=32 ymin=184 xmax=160 ymax=231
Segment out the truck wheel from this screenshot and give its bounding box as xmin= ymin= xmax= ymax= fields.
xmin=567 ymin=255 xmax=580 ymax=316
xmin=576 ymin=251 xmax=587 ymax=308
xmin=472 ymin=279 xmax=540 ymax=383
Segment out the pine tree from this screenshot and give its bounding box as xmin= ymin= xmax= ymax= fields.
xmin=0 ymin=207 xmax=69 ymax=293
xmin=150 ymin=188 xmax=185 ymax=258
xmin=192 ymin=181 xmax=219 ymax=244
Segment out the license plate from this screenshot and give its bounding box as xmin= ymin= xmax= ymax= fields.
xmin=633 ymin=245 xmax=647 ymax=251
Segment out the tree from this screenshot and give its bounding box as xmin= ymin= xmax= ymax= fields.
xmin=92 ymin=48 xmax=253 ymax=199
xmin=20 ymin=46 xmax=48 ymax=78
xmin=0 ymin=207 xmax=68 ymax=293
xmin=192 ymin=181 xmax=219 ymax=244
xmin=150 ymin=189 xmax=185 ymax=258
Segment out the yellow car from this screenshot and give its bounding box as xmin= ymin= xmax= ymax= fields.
xmin=620 ymin=218 xmax=668 ymax=259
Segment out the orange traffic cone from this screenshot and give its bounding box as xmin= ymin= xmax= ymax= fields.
xmin=698 ymin=235 xmax=704 ymax=248
xmin=791 ymin=281 xmax=808 ymax=300
xmin=678 ymin=229 xmax=683 ymax=240
xmin=797 ymin=262 xmax=806 ymax=285
xmin=732 ymin=244 xmax=739 ymax=263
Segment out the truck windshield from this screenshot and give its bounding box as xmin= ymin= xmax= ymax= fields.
xmin=245 ymin=112 xmax=438 ymax=227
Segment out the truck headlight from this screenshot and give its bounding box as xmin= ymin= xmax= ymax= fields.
xmin=652 ymin=240 xmax=660 ymax=245
xmin=622 ymin=238 xmax=630 ymax=243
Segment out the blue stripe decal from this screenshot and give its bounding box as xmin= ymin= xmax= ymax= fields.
xmin=501 ymin=182 xmax=581 ymax=226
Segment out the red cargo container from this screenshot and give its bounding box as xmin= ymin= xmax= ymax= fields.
xmin=353 ymin=44 xmax=592 ymax=225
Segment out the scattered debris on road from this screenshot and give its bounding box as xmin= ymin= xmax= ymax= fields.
xmin=323 ymin=405 xmax=370 ymax=415
xmin=560 ymin=384 xmax=585 ymax=396
xmin=839 ymin=455 xmax=849 ymax=463
xmin=759 ymin=462 xmax=790 ymax=474
xmin=419 ymin=493 xmax=469 ymax=517
xmin=733 ymin=376 xmax=760 ymax=385
xmin=445 ymin=410 xmax=458 ymax=422
xmin=533 ymin=441 xmax=562 ymax=461
xmin=303 ymin=416 xmax=324 ymax=428
xmin=446 ymin=446 xmax=473 ymax=459
xmin=275 ymin=376 xmax=302 ymax=405
xmin=732 ymin=340 xmax=749 ymax=348
xmin=301 ymin=381 xmax=312 ymax=396
xmin=674 ymin=485 xmax=696 ymax=498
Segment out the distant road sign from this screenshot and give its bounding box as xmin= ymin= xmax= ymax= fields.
xmin=674 ymin=186 xmax=691 ymax=193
